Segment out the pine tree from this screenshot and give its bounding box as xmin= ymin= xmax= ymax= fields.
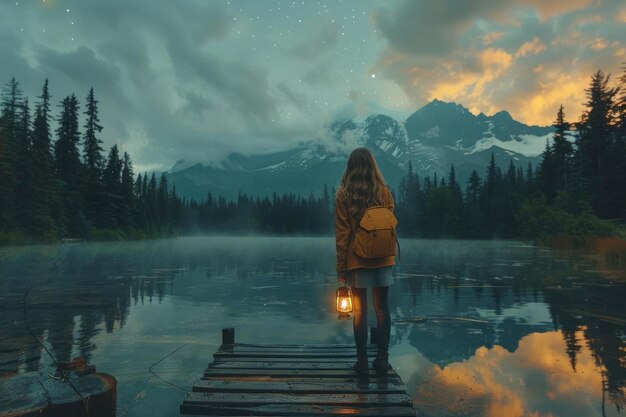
xmin=14 ymin=98 xmax=34 ymax=232
xmin=30 ymin=79 xmax=60 ymax=237
xmin=120 ymin=152 xmax=136 ymax=231
xmin=0 ymin=78 xmax=22 ymax=231
xmin=82 ymin=87 xmax=105 ymax=227
xmin=604 ymin=64 xmax=626 ymax=219
xmin=146 ymin=173 xmax=158 ymax=235
xmin=552 ymin=105 xmax=573 ymax=192
xmin=102 ymin=144 xmax=123 ymax=229
xmin=576 ymin=69 xmax=619 ymax=215
xmin=82 ymin=87 xmax=104 ymax=174
xmin=538 ymin=140 xmax=557 ymax=204
xmin=54 ymin=95 xmax=82 ymax=185
xmin=1 ymin=78 xmax=23 ymax=165
xmin=483 ymin=153 xmax=502 ymax=236
xmin=446 ymin=164 xmax=463 ymax=236
xmin=157 ymin=173 xmax=171 ymax=233
xmin=464 ymin=170 xmax=484 ymax=238
xmin=54 ymin=94 xmax=88 ymax=236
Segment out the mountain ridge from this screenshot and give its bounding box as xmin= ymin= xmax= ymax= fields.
xmin=166 ymin=99 xmax=555 ymax=201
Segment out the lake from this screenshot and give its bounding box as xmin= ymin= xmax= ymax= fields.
xmin=1 ymin=236 xmax=625 ymax=417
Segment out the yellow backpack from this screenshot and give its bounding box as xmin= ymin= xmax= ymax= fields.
xmin=353 ymin=206 xmax=401 ymax=260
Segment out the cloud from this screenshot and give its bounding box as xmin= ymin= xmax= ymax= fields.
xmin=515 ymin=37 xmax=547 ymax=57
xmin=412 ymin=330 xmax=616 ymax=417
xmin=483 ymin=32 xmax=505 ymax=46
xmin=524 ymin=0 xmax=595 ymax=21
xmin=372 ymin=0 xmax=626 ymax=125
xmin=0 ymin=0 xmax=623 ymax=171
xmin=372 ymin=0 xmax=514 ymax=57
xmin=0 ymin=0 xmax=341 ymax=171
xmin=286 ymin=22 xmax=340 ymax=60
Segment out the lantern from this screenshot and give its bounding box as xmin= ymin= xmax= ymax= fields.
xmin=336 ymin=284 xmax=353 ymax=320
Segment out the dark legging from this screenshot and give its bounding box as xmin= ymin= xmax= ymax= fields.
xmin=351 ymin=286 xmax=390 ymax=358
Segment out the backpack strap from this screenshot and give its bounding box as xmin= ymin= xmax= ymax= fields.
xmin=392 ymin=228 xmax=401 ymax=261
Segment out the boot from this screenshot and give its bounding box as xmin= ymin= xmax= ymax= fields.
xmin=372 ymin=351 xmax=390 ymax=374
xmin=352 ymin=355 xmax=369 ymax=376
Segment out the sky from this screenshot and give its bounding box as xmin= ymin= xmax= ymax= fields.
xmin=1 ymin=0 xmax=625 ymax=171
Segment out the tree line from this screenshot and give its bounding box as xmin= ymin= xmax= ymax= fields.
xmin=0 ymin=78 xmax=179 ymax=243
xmin=1 ymin=66 xmax=624 ymax=244
xmin=395 ymin=66 xmax=626 ymax=241
xmin=178 ymin=186 xmax=333 ymax=235
xmin=0 ymin=77 xmax=336 ymax=243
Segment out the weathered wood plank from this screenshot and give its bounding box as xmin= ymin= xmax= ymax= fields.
xmin=229 ymin=343 xmax=379 ymax=350
xmin=213 ymin=356 xmax=373 ymax=363
xmin=192 ymin=379 xmax=407 ymax=394
xmin=200 ymin=375 xmax=402 ymax=384
xmin=180 ymin=404 xmax=416 ymax=416
xmin=181 ymin=330 xmax=415 ymax=416
xmin=203 ymin=368 xmax=396 ymax=378
xmin=182 ymin=392 xmax=413 ymax=407
xmin=214 ymin=351 xmax=369 ymax=359
xmin=221 ymin=345 xmax=377 ymax=353
xmin=208 ymin=361 xmax=372 ymax=370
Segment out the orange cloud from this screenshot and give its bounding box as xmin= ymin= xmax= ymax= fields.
xmin=522 ymin=0 xmax=595 ymax=21
xmin=412 ymin=330 xmax=616 ymax=417
xmin=482 ymin=31 xmax=505 ymax=46
xmin=590 ymin=37 xmax=609 ymax=50
xmin=424 ymin=48 xmax=513 ymax=118
xmin=374 ymin=0 xmax=623 ymax=126
xmin=502 ymin=69 xmax=590 ymax=125
xmin=515 ymin=37 xmax=547 ymax=57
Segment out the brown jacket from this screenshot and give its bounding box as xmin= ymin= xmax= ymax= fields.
xmin=334 ymin=185 xmax=396 ymax=273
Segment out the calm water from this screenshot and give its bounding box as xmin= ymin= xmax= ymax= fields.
xmin=1 ymin=236 xmax=625 ymax=417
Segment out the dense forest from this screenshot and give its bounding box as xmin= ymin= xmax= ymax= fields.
xmin=0 ymin=66 xmax=624 ymax=244
xmin=0 ymin=78 xmax=180 ymax=243
xmin=394 ymin=67 xmax=626 ymax=241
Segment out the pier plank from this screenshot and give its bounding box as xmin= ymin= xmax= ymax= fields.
xmin=183 ymin=392 xmax=412 ymax=407
xmin=208 ymin=361 xmax=379 ymax=370
xmin=193 ymin=380 xmax=407 ymax=394
xmin=203 ymin=368 xmax=396 ymax=378
xmin=181 ymin=404 xmax=416 ymax=416
xmin=180 ymin=329 xmax=416 ymax=416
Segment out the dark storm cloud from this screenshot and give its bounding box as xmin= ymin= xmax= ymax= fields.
xmin=287 ymin=22 xmax=340 ymax=60
xmin=99 ymin=33 xmax=150 ymax=75
xmin=302 ymin=62 xmax=335 ymax=86
xmin=0 ymin=0 xmax=340 ymax=170
xmin=0 ymin=31 xmax=43 ymax=96
xmin=372 ymin=0 xmax=513 ymax=56
xmin=39 ymin=46 xmax=121 ymax=93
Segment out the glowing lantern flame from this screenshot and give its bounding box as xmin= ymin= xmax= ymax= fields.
xmin=336 ymin=285 xmax=353 ymax=320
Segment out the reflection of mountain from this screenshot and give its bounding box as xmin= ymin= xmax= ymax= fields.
xmin=1 ymin=237 xmax=624 ymax=413
xmin=390 ymin=241 xmax=626 ymax=413
xmin=389 ymin=246 xmax=554 ymax=368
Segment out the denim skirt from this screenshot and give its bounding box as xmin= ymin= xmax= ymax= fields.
xmin=346 ymin=266 xmax=394 ymax=289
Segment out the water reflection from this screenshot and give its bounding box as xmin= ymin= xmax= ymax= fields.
xmin=0 ymin=237 xmax=624 ymax=417
xmin=410 ymin=330 xmax=620 ymax=417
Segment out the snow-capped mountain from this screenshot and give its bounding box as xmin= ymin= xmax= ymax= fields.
xmin=165 ymin=99 xmax=555 ymax=201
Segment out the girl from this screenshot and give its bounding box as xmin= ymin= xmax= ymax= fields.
xmin=334 ymin=147 xmax=395 ymax=375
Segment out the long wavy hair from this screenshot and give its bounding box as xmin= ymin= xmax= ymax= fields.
xmin=337 ymin=147 xmax=388 ymax=221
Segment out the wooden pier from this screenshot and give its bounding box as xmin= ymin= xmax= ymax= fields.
xmin=180 ymin=328 xmax=416 ymax=416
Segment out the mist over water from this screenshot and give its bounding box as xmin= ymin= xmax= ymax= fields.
xmin=0 ymin=236 xmax=624 ymax=417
